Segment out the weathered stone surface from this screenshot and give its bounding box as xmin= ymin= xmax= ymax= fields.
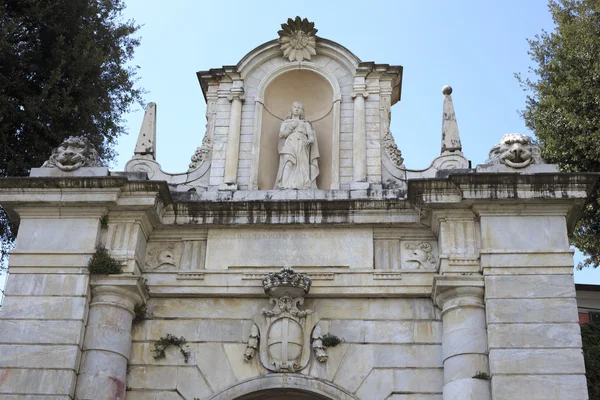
xmin=195 ymin=343 xmax=237 ymax=393
xmin=487 ymin=323 xmax=582 ymax=349
xmin=492 ymin=375 xmax=588 ymax=400
xmin=0 ymin=296 xmax=87 ymax=320
xmin=0 ymin=344 xmax=80 ymax=369
xmin=0 ymin=369 xmax=76 ymax=396
xmin=205 ymin=228 xmax=373 ymax=269
xmin=5 ymin=273 xmax=89 ymax=296
xmin=175 ymin=366 xmax=213 ymax=400
xmin=486 ymin=298 xmax=579 ymax=324
xmin=489 ymin=349 xmax=585 ymax=375
xmin=127 ymin=366 xmax=178 ymax=390
xmin=485 ymin=275 xmax=575 ymax=299
xmin=0 ymin=320 xmax=84 ymax=344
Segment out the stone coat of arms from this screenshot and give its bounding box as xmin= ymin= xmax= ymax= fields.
xmin=244 ymin=267 xmax=327 ymax=372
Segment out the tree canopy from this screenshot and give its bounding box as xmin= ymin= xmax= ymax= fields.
xmin=519 ymin=0 xmax=600 ymax=268
xmin=0 ymin=0 xmax=143 ymax=262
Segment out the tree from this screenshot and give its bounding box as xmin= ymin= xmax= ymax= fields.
xmin=519 ymin=0 xmax=600 ymax=268
xmin=0 ymin=0 xmax=143 ymax=263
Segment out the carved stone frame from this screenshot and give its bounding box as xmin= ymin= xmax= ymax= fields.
xmin=249 ymin=63 xmax=342 ymax=190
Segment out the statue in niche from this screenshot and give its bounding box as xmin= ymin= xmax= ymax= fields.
xmin=274 ymin=101 xmax=320 ymax=189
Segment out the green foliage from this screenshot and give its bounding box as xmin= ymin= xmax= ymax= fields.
xmin=133 ymin=304 xmax=146 ymax=324
xmin=582 ymin=323 xmax=600 ymax=398
xmin=518 ymin=0 xmax=600 ymax=268
xmin=472 ymin=371 xmax=491 ymax=380
xmin=0 ymin=0 xmax=144 ymax=263
xmin=88 ymin=246 xmax=122 ymax=275
xmin=152 ymin=334 xmax=190 ymax=363
xmin=321 ymin=333 xmax=344 ymax=347
xmin=99 ymin=215 xmax=109 ymax=229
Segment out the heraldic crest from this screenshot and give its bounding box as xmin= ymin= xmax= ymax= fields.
xmin=244 ymin=266 xmax=328 ymax=372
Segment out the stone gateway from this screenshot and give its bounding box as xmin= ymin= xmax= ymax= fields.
xmin=0 ymin=16 xmax=597 ymax=400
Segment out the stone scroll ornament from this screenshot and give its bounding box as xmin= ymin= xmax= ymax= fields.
xmin=244 ymin=267 xmax=327 ymax=372
xmin=41 ymin=136 xmax=102 ymax=171
xmin=278 ymin=17 xmax=317 ymax=62
xmin=484 ymin=133 xmax=545 ymax=169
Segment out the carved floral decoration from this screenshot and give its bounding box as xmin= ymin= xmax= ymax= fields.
xmin=278 ymin=17 xmax=318 ymax=62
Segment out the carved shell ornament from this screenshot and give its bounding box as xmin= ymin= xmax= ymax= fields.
xmin=278 ymin=17 xmax=317 ymax=62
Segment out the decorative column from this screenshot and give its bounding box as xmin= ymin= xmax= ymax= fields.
xmin=433 ymin=276 xmax=490 ymax=400
xmin=351 ymin=89 xmax=369 ymax=189
xmin=75 ymin=276 xmax=148 ymax=400
xmin=221 ymin=86 xmax=245 ymax=190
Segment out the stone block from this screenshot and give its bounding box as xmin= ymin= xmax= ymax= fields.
xmin=480 ymin=216 xmax=568 ymax=250
xmin=374 ymin=344 xmax=442 ymax=368
xmin=487 ymin=323 xmax=582 ymax=349
xmin=29 ymin=167 xmax=109 ymax=177
xmin=223 ymin=343 xmax=264 ymax=382
xmin=414 ymin=321 xmax=443 ymax=344
xmin=0 ymin=320 xmax=84 ymax=345
xmin=485 ymin=275 xmax=575 ymax=299
xmin=5 ymin=273 xmax=88 ymax=296
xmin=444 ymin=378 xmax=490 ymax=400
xmin=333 ymin=344 xmax=374 ymax=393
xmin=486 ymin=298 xmax=578 ymax=324
xmin=127 ymin=366 xmax=177 ymax=390
xmin=176 ymin=366 xmax=213 ymax=400
xmin=0 ymin=369 xmax=76 ymax=396
xmin=354 ymin=369 xmax=393 ymax=400
xmin=0 ymin=345 xmax=80 ymax=369
xmin=489 ymin=349 xmax=585 ymax=375
xmin=392 ymin=368 xmax=444 ymax=393
xmin=148 ymin=298 xmax=262 ymax=319
xmin=127 ymin=392 xmax=184 ymax=400
xmin=205 ymin=228 xmax=373 ymax=269
xmin=0 ymin=296 xmax=87 ymax=320
xmin=15 ymin=218 xmax=99 ymax=253
xmin=491 ymin=375 xmax=588 ymax=399
xmin=195 ymin=343 xmax=237 ymax=392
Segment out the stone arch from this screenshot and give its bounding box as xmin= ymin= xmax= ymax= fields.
xmin=249 ymin=62 xmax=342 ymax=190
xmin=209 ymin=374 xmax=360 ymax=400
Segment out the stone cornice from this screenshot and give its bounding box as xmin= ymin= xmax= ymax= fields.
xmin=90 ymin=275 xmax=149 ymax=307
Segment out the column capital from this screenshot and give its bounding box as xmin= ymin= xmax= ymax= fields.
xmin=90 ymin=275 xmax=149 ymax=311
xmin=351 ymin=91 xmax=369 ymax=99
xmin=432 ymin=275 xmax=484 ymax=311
xmin=227 ymin=88 xmax=245 ymax=102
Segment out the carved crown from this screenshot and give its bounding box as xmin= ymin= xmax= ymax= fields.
xmin=262 ymin=266 xmax=312 ymax=298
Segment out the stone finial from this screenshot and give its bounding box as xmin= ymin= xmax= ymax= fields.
xmin=41 ymin=136 xmax=102 ymax=171
xmin=278 ymin=17 xmax=317 ymax=62
xmin=484 ymin=133 xmax=545 ymax=169
xmin=441 ymin=85 xmax=462 ymax=155
xmin=134 ymin=102 xmax=157 ymax=160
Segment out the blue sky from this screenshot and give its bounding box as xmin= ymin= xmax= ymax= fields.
xmin=110 ymin=0 xmax=599 ymax=284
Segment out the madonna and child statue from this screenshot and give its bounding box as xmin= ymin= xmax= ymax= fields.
xmin=274 ymin=102 xmax=320 ymax=189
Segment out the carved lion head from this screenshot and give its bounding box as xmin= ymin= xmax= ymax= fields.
xmin=486 ymin=133 xmax=543 ymax=169
xmin=42 ymin=136 xmax=101 ymax=171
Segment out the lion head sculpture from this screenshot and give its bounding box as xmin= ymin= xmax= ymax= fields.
xmin=42 ymin=136 xmax=102 ymax=171
xmin=485 ymin=133 xmax=544 ymax=169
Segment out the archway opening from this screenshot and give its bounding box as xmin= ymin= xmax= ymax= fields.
xmin=234 ymin=388 xmax=333 ymax=400
xmin=259 ymin=69 xmax=334 ymax=190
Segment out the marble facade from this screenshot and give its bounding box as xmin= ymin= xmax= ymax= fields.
xmin=0 ymin=17 xmax=597 ymax=400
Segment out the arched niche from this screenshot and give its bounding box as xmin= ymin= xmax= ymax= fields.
xmin=250 ymin=63 xmax=342 ymax=190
